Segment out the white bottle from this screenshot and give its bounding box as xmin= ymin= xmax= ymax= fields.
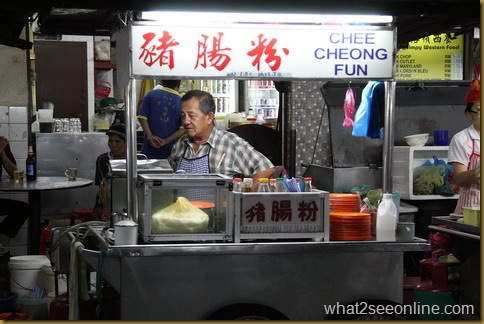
xmin=376 ymin=193 xmax=397 ymax=241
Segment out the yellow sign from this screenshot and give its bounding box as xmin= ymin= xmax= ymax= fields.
xmin=396 ymin=33 xmax=463 ymax=80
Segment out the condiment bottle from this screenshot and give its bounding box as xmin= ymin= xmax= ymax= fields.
xmin=376 ymin=193 xmax=397 ymax=241
xmin=26 ymin=145 xmax=37 ymax=181
xmin=269 ymin=178 xmax=276 ymax=192
xmin=304 ymin=177 xmax=312 ymax=192
xmin=257 ymin=178 xmax=270 ymax=192
xmin=242 ymin=178 xmax=253 ymax=192
xmin=275 ymin=178 xmax=286 ymax=192
xmin=233 ymin=177 xmax=242 ymax=192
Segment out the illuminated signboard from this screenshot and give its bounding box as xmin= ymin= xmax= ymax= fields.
xmin=130 ymin=23 xmax=396 ymax=80
xmin=396 ymin=33 xmax=463 ymax=80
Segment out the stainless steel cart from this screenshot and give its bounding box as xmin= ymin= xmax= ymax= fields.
xmin=76 ymin=225 xmax=429 ymax=320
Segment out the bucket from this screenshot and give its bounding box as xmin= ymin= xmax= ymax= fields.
xmin=18 ymin=296 xmax=49 ymax=320
xmin=8 ymin=255 xmax=51 ymax=298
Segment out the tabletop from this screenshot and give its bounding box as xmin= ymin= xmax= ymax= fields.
xmin=0 ymin=176 xmax=93 ymax=191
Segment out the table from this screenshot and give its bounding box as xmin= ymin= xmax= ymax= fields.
xmin=0 ymin=176 xmax=93 ymax=254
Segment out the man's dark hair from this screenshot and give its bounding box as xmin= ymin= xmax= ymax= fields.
xmin=181 ymin=90 xmax=215 ymax=115
xmin=161 ymin=79 xmax=181 ymax=89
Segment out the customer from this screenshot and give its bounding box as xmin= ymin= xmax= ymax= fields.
xmin=138 ymin=79 xmax=185 ymax=159
xmin=448 ymin=80 xmax=480 ymax=214
xmin=93 ymin=124 xmax=126 ymax=220
xmin=0 ymin=136 xmax=30 ymax=239
xmin=168 ymin=90 xmax=275 ymax=183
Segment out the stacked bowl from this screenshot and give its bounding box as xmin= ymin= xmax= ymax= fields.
xmin=329 ymin=193 xmax=371 ymax=241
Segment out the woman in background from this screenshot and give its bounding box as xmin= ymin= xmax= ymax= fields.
xmin=448 ymin=80 xmax=480 ymax=214
xmin=93 ymin=124 xmax=126 ymax=221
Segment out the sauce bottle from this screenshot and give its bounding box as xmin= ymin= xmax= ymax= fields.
xmin=257 ymin=178 xmax=270 ymax=192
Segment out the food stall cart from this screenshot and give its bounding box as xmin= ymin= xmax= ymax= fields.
xmin=65 ymin=14 xmax=432 ymax=320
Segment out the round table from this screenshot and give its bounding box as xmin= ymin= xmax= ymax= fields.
xmin=0 ymin=176 xmax=93 ymax=254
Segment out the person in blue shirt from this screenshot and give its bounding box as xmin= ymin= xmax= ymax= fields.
xmin=138 ymin=79 xmax=185 ymax=159
xmin=0 ymin=136 xmax=30 ymax=239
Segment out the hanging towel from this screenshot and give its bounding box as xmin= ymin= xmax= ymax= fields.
xmin=352 ymin=81 xmax=385 ymax=139
xmin=342 ymin=87 xmax=355 ymax=127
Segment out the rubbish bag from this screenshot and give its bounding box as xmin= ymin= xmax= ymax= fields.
xmin=151 ymin=197 xmax=209 ymax=234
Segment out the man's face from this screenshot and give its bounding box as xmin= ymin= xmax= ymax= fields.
xmin=181 ymin=97 xmax=214 ymax=141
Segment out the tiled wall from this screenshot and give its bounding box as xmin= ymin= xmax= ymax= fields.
xmin=286 ymin=81 xmax=332 ymax=176
xmin=0 ymin=105 xmax=29 ymax=256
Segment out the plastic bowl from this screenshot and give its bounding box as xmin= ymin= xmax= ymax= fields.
xmin=404 ymin=133 xmax=429 ymax=146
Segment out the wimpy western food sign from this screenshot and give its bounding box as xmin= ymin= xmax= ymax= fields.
xmin=130 ymin=23 xmax=395 ymax=79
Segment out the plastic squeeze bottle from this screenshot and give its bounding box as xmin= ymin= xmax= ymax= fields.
xmin=376 ymin=193 xmax=397 ymax=241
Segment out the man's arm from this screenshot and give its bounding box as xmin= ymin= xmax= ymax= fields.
xmin=0 ymin=138 xmax=18 ymax=178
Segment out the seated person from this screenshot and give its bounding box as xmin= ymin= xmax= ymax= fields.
xmin=0 ymin=137 xmax=30 ymax=239
xmin=93 ymin=124 xmax=126 ymax=221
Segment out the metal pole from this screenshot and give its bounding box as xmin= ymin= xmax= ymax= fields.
xmin=382 ymin=81 xmax=396 ymax=193
xmin=125 ymin=78 xmax=138 ymax=220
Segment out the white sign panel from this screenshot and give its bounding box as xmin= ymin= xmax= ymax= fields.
xmin=130 ymin=23 xmax=395 ymax=79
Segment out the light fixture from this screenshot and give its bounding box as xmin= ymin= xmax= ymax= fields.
xmin=140 ymin=11 xmax=393 ymax=26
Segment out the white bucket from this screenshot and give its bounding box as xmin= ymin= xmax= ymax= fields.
xmin=8 ymin=255 xmax=51 ymax=298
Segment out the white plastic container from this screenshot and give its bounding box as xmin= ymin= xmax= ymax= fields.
xmin=8 ymin=255 xmax=51 ymax=298
xmin=376 ymin=193 xmax=397 ymax=241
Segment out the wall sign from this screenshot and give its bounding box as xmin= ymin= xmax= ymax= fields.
xmin=396 ymin=33 xmax=463 ymax=80
xmin=130 ymin=22 xmax=396 ymax=80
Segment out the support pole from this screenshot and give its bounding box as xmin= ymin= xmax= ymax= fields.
xmin=382 ymin=81 xmax=396 ymax=194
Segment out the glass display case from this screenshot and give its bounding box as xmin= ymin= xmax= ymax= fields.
xmin=137 ymin=173 xmax=233 ymax=242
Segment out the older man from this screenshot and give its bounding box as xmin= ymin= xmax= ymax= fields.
xmin=168 ymin=90 xmax=275 ymax=183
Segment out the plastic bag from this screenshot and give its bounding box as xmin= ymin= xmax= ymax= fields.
xmin=342 ymin=87 xmax=355 ymax=127
xmin=413 ymin=156 xmax=455 ymax=196
xmin=151 ymin=197 xmax=209 ymax=234
xmin=413 ymin=165 xmax=444 ymax=195
xmin=431 ymin=155 xmax=455 ymax=196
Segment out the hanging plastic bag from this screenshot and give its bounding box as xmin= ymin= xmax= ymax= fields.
xmin=151 ymin=197 xmax=209 ymax=234
xmin=342 ymin=87 xmax=355 ymax=127
xmin=352 ymin=81 xmax=385 ymax=139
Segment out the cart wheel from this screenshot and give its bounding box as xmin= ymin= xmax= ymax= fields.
xmin=325 ymin=299 xmax=420 ymax=320
xmin=206 ymin=303 xmax=288 ymax=320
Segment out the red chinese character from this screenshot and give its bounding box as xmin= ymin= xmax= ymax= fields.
xmin=195 ymin=32 xmax=232 ymax=71
xmin=245 ymin=202 xmax=266 ymax=223
xmin=271 ymin=200 xmax=292 ymax=222
xmin=247 ymin=33 xmax=289 ymax=71
xmin=298 ymin=201 xmax=319 ymax=222
xmin=138 ymin=31 xmax=180 ymax=69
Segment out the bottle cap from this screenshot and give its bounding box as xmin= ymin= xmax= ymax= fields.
xmin=383 ymin=193 xmax=393 ymax=198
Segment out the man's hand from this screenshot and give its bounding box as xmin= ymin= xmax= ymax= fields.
xmin=149 ymin=135 xmax=164 ymax=148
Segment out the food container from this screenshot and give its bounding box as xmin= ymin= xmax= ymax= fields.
xmin=231 ymin=190 xmax=330 ymax=242
xmin=462 ymin=207 xmax=480 ymax=227
xmin=137 ymin=173 xmax=233 ymax=243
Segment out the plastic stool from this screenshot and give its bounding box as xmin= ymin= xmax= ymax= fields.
xmin=70 ymin=207 xmax=94 ymax=226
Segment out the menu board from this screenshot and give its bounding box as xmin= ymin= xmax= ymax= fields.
xmin=396 ymin=33 xmax=463 ymax=80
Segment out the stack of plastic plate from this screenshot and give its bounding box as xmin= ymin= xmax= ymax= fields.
xmin=330 ymin=212 xmax=371 ymax=241
xmin=329 ymin=193 xmax=361 ymax=212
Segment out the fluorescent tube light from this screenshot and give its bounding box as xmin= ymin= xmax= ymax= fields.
xmin=140 ymin=11 xmax=393 ymax=26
